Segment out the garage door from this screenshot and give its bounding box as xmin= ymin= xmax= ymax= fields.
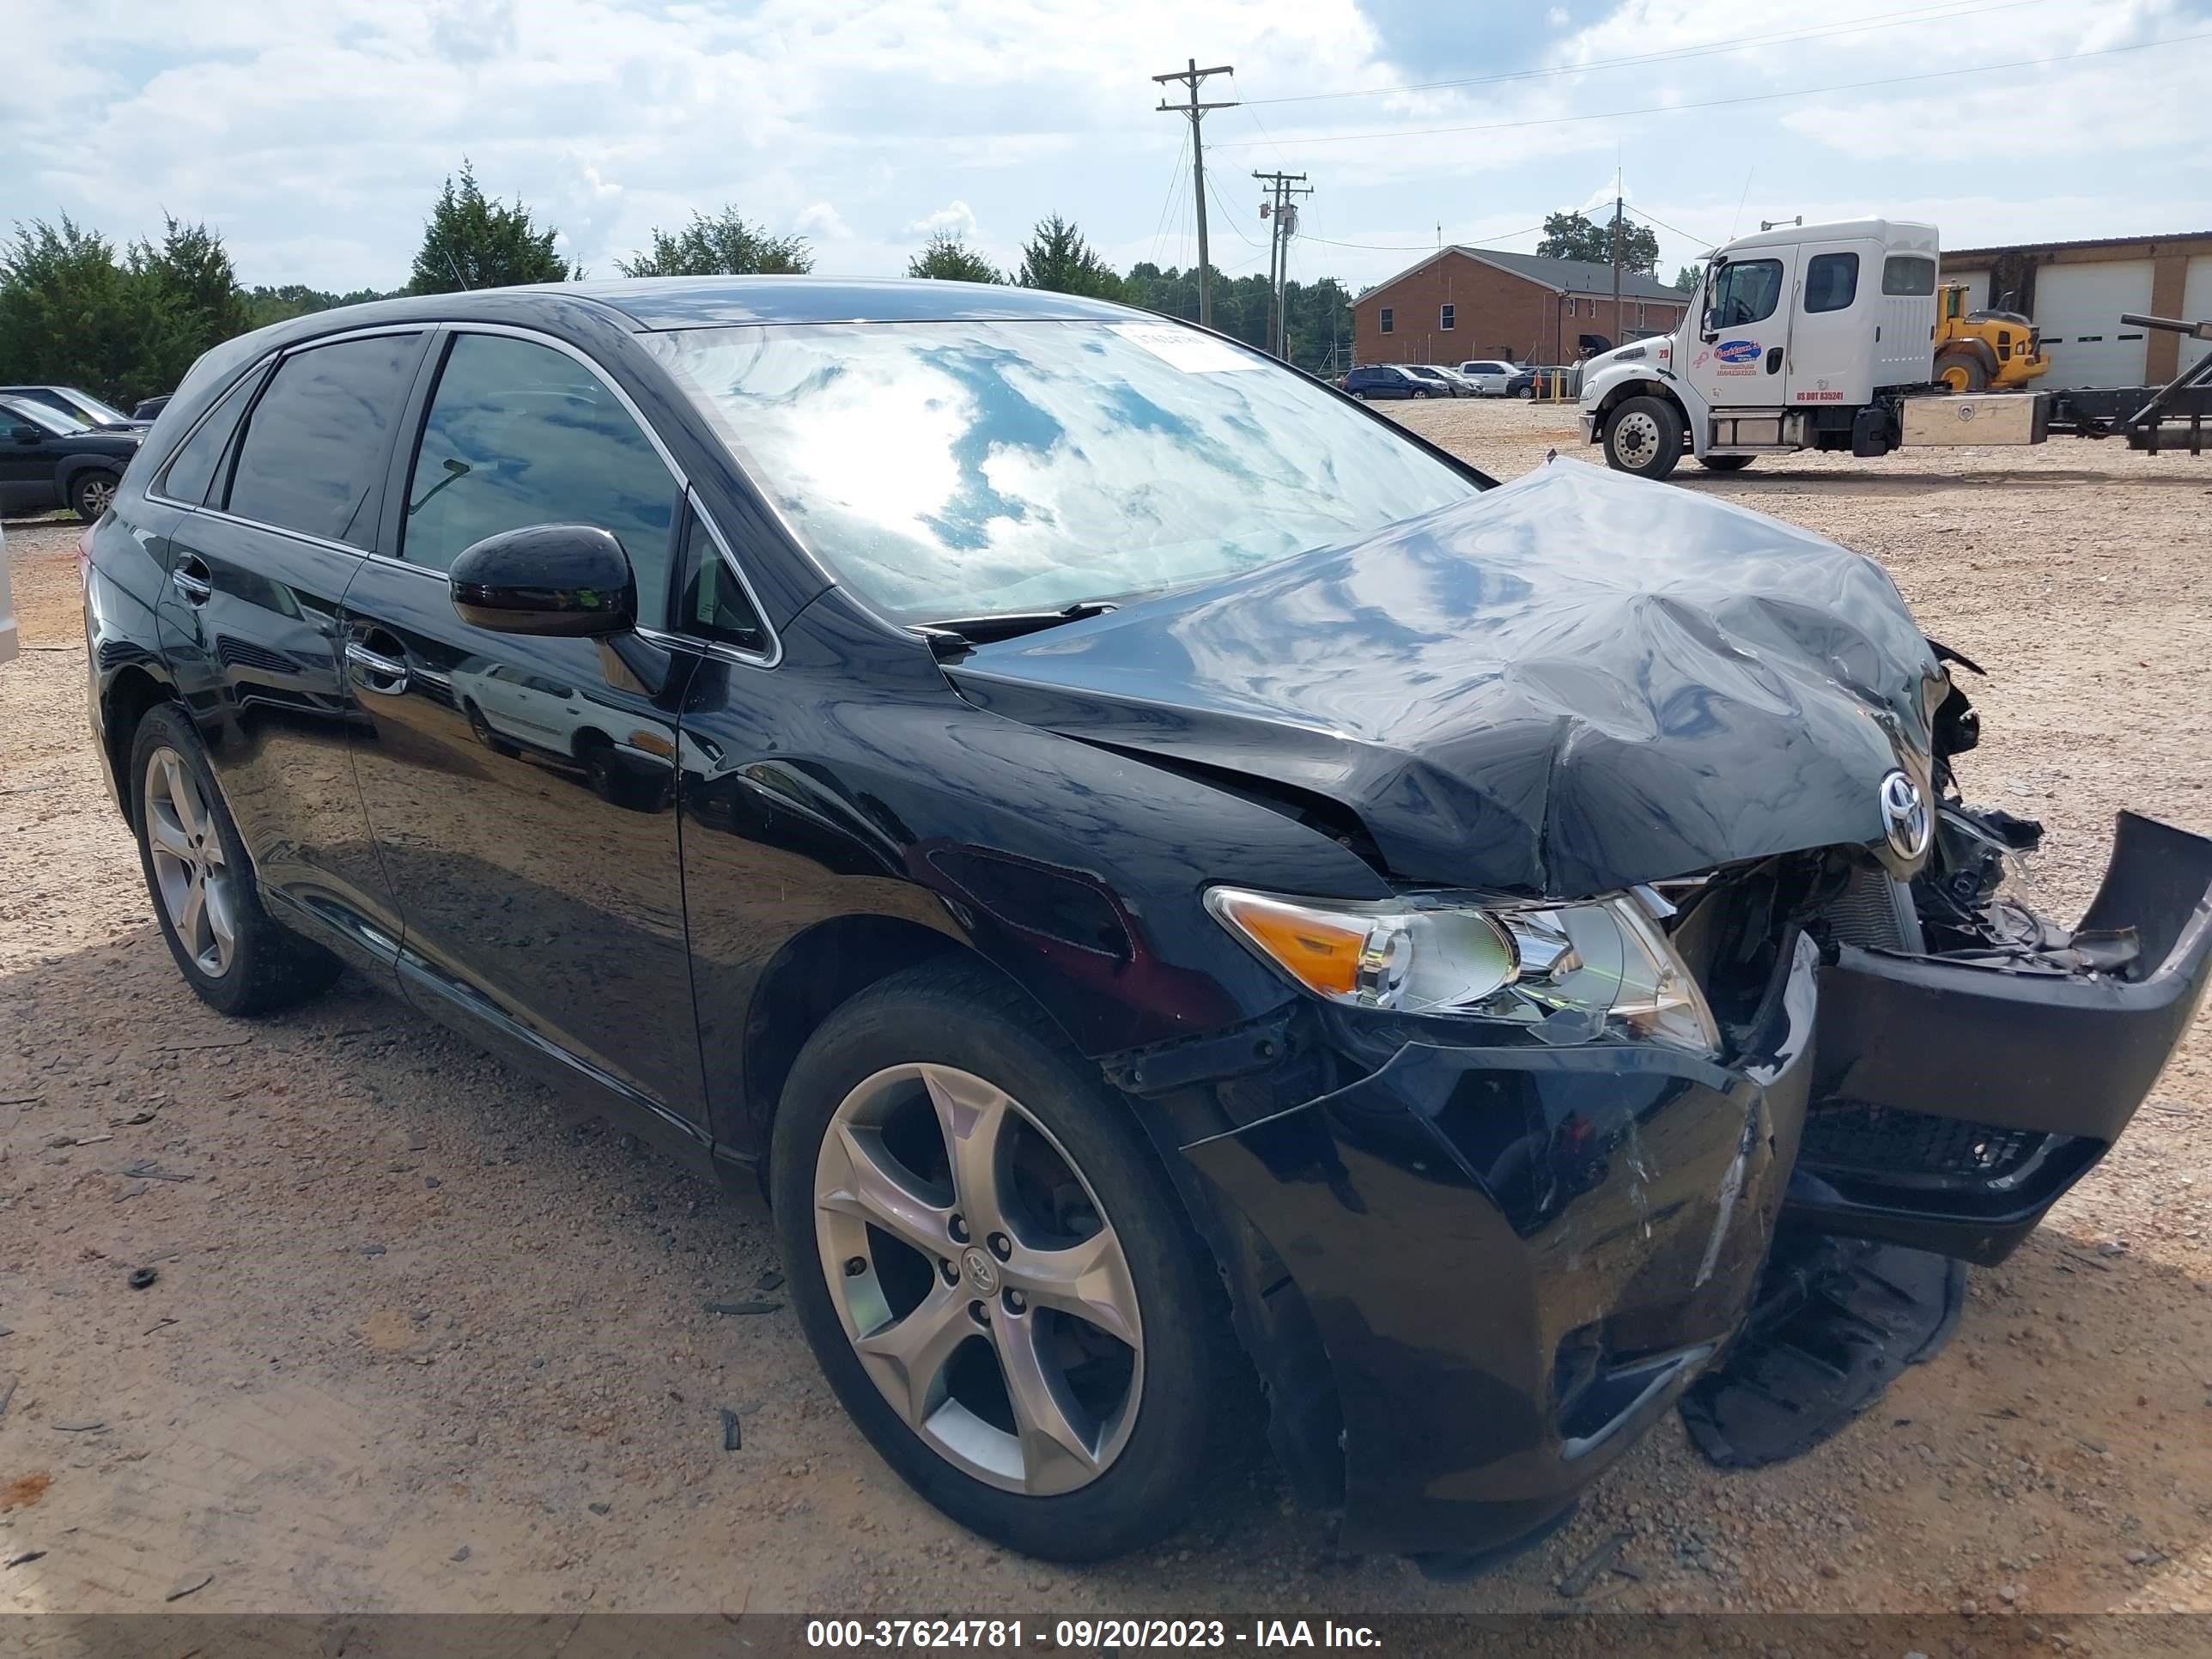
xmin=2182 ymin=255 xmax=2212 ymax=374
xmin=1954 ymin=269 xmax=1990 ymax=313
xmin=2033 ymin=260 xmax=2154 ymax=388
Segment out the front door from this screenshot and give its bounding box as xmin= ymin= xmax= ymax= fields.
xmin=0 ymin=404 xmax=67 ymax=512
xmin=1686 ymin=249 xmax=1796 ymax=411
xmin=340 ymin=327 xmax=707 ymax=1133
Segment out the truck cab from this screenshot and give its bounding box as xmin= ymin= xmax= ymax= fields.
xmin=1580 ymin=219 xmax=1941 ymax=478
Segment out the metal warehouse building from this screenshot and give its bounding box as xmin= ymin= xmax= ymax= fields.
xmin=1943 ymin=230 xmax=2212 ymax=389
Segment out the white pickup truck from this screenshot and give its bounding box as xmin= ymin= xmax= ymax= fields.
xmin=1579 ymin=218 xmax=2050 ymax=478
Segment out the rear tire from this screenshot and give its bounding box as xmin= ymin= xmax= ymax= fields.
xmin=771 ymin=961 xmax=1245 ymax=1562
xmin=129 ymin=704 xmax=342 ymax=1018
xmin=1602 ymin=394 xmax=1685 ymax=480
xmin=1698 ymin=455 xmax=1755 ymax=472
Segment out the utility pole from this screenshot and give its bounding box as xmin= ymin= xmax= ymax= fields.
xmin=1611 ymin=185 xmax=1624 ymax=351
xmin=1154 ymin=59 xmax=1237 ymax=328
xmin=1253 ymin=169 xmax=1311 ymax=361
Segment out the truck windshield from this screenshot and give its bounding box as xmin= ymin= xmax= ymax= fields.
xmin=650 ymin=319 xmax=1481 ymax=623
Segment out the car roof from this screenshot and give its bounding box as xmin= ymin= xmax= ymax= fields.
xmin=233 ymin=276 xmax=1144 ymax=349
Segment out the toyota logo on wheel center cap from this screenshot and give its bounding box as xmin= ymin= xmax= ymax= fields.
xmin=961 ymin=1246 xmax=1000 ymax=1294
xmin=1879 ymin=769 xmax=1932 ymax=861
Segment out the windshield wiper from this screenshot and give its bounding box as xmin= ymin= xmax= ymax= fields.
xmin=915 ymin=599 xmax=1118 ymax=658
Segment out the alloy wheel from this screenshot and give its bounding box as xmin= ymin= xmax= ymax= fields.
xmin=143 ymin=747 xmax=237 ymax=978
xmin=813 ymin=1062 xmax=1144 ymax=1496
xmin=1613 ymin=409 xmax=1661 ymax=467
xmin=80 ymin=476 xmax=117 ymax=517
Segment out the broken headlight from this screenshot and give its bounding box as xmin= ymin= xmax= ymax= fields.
xmin=1205 ymin=886 xmax=1719 ymax=1053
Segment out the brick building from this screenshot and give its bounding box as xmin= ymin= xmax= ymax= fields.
xmin=1348 ymin=247 xmax=1690 ymax=368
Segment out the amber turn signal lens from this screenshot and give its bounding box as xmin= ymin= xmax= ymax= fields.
xmin=1207 ymin=891 xmax=1370 ymax=998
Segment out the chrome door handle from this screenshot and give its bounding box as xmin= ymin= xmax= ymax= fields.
xmin=344 ymin=640 xmax=410 ymax=695
xmin=171 ymin=566 xmax=212 ymax=605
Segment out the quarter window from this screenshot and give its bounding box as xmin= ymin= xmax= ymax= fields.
xmin=678 ymin=513 xmax=769 ymax=655
xmin=402 ymin=333 xmax=681 ymax=628
xmin=1709 ymin=259 xmax=1784 ymax=328
xmin=1439 ymin=303 xmax=1455 ymax=331
xmin=158 ymin=364 xmax=269 ymax=506
xmin=1883 ymin=255 xmax=1936 ymax=296
xmin=222 ymin=333 xmax=424 ymax=546
xmin=1804 ymin=252 xmax=1860 ymax=313
xmin=1379 ymin=307 xmax=1394 ymax=335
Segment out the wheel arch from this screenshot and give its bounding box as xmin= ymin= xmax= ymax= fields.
xmin=102 ymin=665 xmax=182 ymax=831
xmin=1589 ymin=375 xmax=1682 ymax=433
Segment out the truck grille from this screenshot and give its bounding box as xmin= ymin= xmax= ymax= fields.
xmin=1802 ymin=1100 xmax=2044 ymax=1183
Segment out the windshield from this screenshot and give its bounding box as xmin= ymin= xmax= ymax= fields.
xmin=1 ymin=398 xmax=87 ymax=435
xmin=52 ymin=387 xmax=131 ymax=425
xmin=649 ymin=319 xmax=1480 ymax=623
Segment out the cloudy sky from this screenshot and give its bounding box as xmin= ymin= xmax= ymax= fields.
xmin=8 ymin=0 xmax=2209 ymax=299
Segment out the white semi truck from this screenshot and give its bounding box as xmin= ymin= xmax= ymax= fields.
xmin=1578 ymin=217 xmax=2211 ymax=475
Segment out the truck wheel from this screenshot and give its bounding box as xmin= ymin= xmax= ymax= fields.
xmin=1698 ymin=455 xmax=1754 ymax=472
xmin=1602 ymin=395 xmax=1684 ymax=480
xmin=1936 ymin=352 xmax=1989 ymax=392
xmin=71 ymin=469 xmax=121 ymax=521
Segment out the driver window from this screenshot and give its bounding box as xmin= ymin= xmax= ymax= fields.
xmin=403 ymin=332 xmax=681 ymax=628
xmin=1710 ymin=259 xmax=1784 ymax=329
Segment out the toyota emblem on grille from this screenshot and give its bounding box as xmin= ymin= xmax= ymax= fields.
xmin=1879 ymin=769 xmax=1932 ymax=860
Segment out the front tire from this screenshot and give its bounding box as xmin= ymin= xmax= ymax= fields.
xmin=772 ymin=961 xmax=1243 ymax=1561
xmin=71 ymin=469 xmax=120 ymax=522
xmin=1698 ymin=454 xmax=1755 ymax=472
xmin=129 ymin=705 xmax=342 ymax=1017
xmin=1602 ymin=394 xmax=1685 ymax=479
xmin=1936 ymin=351 xmax=1990 ymax=392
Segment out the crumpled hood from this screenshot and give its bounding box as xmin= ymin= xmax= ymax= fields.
xmin=946 ymin=461 xmax=1947 ymax=897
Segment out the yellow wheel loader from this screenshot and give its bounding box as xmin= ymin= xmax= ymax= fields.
xmin=1933 ymin=283 xmax=2049 ymax=392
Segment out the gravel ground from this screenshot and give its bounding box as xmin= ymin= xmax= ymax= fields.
xmin=3 ymin=403 xmax=2210 ymax=1623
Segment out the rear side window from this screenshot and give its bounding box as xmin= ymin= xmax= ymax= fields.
xmin=401 ymin=332 xmax=679 ymax=627
xmin=158 ymin=364 xmax=268 ymax=505
xmin=1804 ymin=252 xmax=1859 ymax=313
xmin=1883 ymin=255 xmax=1936 ymax=295
xmin=223 ymin=334 xmax=423 ymax=546
xmin=1710 ymin=259 xmax=1784 ymax=327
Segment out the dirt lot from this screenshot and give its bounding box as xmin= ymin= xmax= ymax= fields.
xmin=3 ymin=401 xmax=2211 ymax=1621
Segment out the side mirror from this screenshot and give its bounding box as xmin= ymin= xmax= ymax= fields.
xmin=448 ymin=524 xmax=636 ymax=637
xmin=1699 ymin=309 xmax=1719 ymax=343
xmin=10 ymin=425 xmax=40 ymax=445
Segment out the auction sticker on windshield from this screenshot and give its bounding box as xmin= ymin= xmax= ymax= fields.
xmin=1110 ymin=323 xmax=1264 ymax=373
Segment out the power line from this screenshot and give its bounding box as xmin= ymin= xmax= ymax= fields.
xmin=1147 ymin=125 xmax=1189 ymax=268
xmin=1241 ymin=0 xmax=2043 ymax=107
xmin=1204 ymin=169 xmax=1262 ymax=247
xmin=1211 ymin=30 xmax=2210 ymax=150
xmin=1297 ymin=223 xmax=1544 ymax=252
xmin=1620 ymin=202 xmax=1727 ymax=251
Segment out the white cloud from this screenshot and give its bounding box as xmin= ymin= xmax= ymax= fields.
xmin=907 ymin=200 xmax=981 ymax=237
xmin=0 ymin=0 xmax=2201 ymax=299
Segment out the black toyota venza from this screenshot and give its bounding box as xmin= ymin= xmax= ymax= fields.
xmin=82 ymin=279 xmax=2212 ymax=1565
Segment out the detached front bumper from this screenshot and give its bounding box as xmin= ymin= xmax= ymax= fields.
xmin=1790 ymin=811 xmax=2212 ymax=1263
xmin=1179 ymin=936 xmax=1819 ymax=1559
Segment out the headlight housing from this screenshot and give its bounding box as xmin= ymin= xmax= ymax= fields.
xmin=1205 ymin=885 xmax=1718 ymax=1053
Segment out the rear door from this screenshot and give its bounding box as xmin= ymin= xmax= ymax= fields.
xmin=1784 ymin=242 xmax=1869 ymax=406
xmin=340 ymin=325 xmax=707 ymax=1134
xmin=152 ymin=330 xmax=424 ymax=975
xmin=1686 ymin=249 xmax=1796 ymax=410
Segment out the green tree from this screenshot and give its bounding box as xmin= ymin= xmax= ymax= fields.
xmin=0 ymin=216 xmax=143 ymax=404
xmin=242 ymin=283 xmax=392 ymax=330
xmin=1673 ymin=263 xmax=1704 ymax=293
xmin=1016 ymin=215 xmax=1120 ymax=300
xmin=125 ymin=217 xmax=252 ymax=397
xmin=617 ymin=205 xmax=811 ymax=277
xmin=408 ymin=161 xmax=577 ymax=295
xmin=1536 ymin=209 xmax=1658 ymax=273
xmin=907 ymin=231 xmax=1000 ymax=283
